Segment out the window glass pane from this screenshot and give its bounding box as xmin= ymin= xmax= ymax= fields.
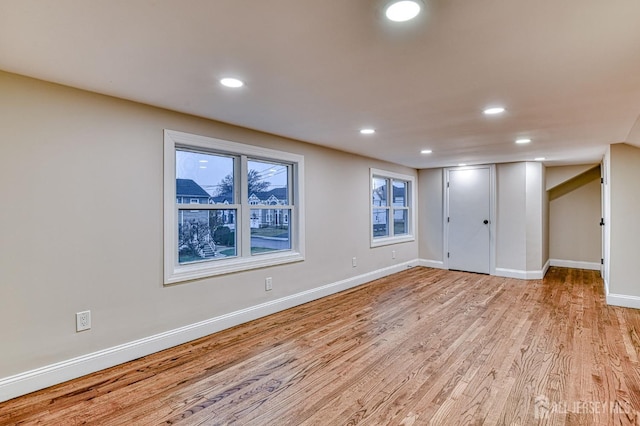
xmin=372 ymin=177 xmax=388 ymax=206
xmin=393 ymin=208 xmax=408 ymax=235
xmin=247 ymin=160 xmax=289 ymax=205
xmin=176 ymin=150 xmax=234 ymax=204
xmin=250 ymin=208 xmax=291 ymax=254
xmin=372 ymin=208 xmax=389 ymax=237
xmin=178 ymin=209 xmax=236 ymax=264
xmin=392 ymin=180 xmax=407 ymax=207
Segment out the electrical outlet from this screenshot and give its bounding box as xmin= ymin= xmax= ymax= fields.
xmin=352 ymin=257 xmax=357 ymax=267
xmin=392 ymin=250 xmax=396 ymax=259
xmin=76 ymin=310 xmax=91 ymax=332
xmin=265 ymin=277 xmax=273 ymax=291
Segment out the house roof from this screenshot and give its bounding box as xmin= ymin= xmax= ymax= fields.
xmin=212 ymin=188 xmax=288 ymax=205
xmin=211 ymin=195 xmax=232 ymax=204
xmin=176 ymin=179 xmax=210 ymax=198
xmin=253 ymin=188 xmax=288 ymax=200
xmin=2 ymin=2 xmax=639 ymax=168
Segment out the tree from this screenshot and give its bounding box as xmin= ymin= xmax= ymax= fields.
xmin=217 ymin=169 xmax=270 ymax=197
xmin=178 ymin=219 xmax=210 ymax=259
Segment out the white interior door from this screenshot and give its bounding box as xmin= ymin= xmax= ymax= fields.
xmin=447 ymin=167 xmax=491 ymax=274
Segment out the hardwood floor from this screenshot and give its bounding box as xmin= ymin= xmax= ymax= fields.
xmin=1 ymin=267 xmax=639 ymax=425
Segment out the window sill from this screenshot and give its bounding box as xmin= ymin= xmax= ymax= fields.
xmin=165 ymin=251 xmax=304 ymax=285
xmin=370 ymin=235 xmax=415 ymax=248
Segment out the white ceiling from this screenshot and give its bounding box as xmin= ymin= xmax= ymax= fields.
xmin=2 ymin=0 xmax=640 ymax=168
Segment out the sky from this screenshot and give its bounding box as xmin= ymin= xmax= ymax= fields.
xmin=176 ymin=150 xmax=288 ymax=197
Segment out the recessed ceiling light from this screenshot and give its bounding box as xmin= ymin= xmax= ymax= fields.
xmin=385 ymin=0 xmax=422 ymax=22
xmin=515 ymin=138 xmax=531 ymax=144
xmin=535 ymin=157 xmax=546 ymax=161
xmin=220 ymin=77 xmax=244 ymax=88
xmin=360 ymin=128 xmax=376 ymax=135
xmin=458 ymin=163 xmax=468 ymax=167
xmin=421 ymin=149 xmax=433 ymax=154
xmin=483 ymin=107 xmax=505 ymax=115
xmin=199 ymin=159 xmax=209 ymax=163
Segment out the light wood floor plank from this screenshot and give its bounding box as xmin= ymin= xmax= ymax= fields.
xmin=1 ymin=267 xmax=639 ymax=425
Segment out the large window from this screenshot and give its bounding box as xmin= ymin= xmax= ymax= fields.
xmin=370 ymin=168 xmax=415 ymax=247
xmin=164 ymin=130 xmax=305 ymax=284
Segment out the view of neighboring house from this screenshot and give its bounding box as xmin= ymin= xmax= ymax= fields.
xmin=248 ymin=188 xmax=289 ymax=228
xmin=177 ymin=178 xmax=211 ymax=226
xmin=177 ymin=178 xmax=289 ymax=229
xmin=176 ymin=178 xmax=210 ymax=205
xmin=372 ymin=183 xmax=407 ymax=236
xmin=177 ymin=179 xmax=290 ymax=262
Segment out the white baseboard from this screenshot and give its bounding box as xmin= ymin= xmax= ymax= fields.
xmin=0 ymin=260 xmax=418 ymax=403
xmin=603 ymin=278 xmax=640 ymax=310
xmin=494 ymin=268 xmax=527 ymax=280
xmin=606 ymin=293 xmax=640 ymax=310
xmin=418 ymin=259 xmax=446 ymax=269
xmin=495 ymin=260 xmax=549 ymax=280
xmin=542 ymin=259 xmax=551 ymax=277
xmin=549 ymin=259 xmax=601 ymax=271
xmin=420 ymin=258 xmax=550 ymax=280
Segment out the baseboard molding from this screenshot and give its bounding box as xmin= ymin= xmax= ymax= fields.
xmin=603 ymin=278 xmax=640 ymax=310
xmin=606 ymin=292 xmax=640 ymax=310
xmin=418 ymin=259 xmax=446 ymax=269
xmin=542 ymin=259 xmax=551 ymax=277
xmin=495 ymin=262 xmax=549 ymax=280
xmin=0 ymin=260 xmax=418 ymax=403
xmin=420 ymin=258 xmax=550 ymax=280
xmin=549 ymin=259 xmax=601 ymax=271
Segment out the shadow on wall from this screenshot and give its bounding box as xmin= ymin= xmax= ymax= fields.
xmin=548 ymin=165 xmax=601 ymax=201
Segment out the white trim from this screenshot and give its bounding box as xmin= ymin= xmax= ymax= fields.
xmin=442 ymin=167 xmax=448 ymax=269
xmin=606 ymin=293 xmax=640 ymax=310
xmin=494 ymin=268 xmax=528 ymax=280
xmin=164 ymin=130 xmax=306 ymax=284
xmin=542 ymin=258 xmax=550 ymax=277
xmin=0 ymin=259 xmax=419 ymax=403
xmin=443 ymin=164 xmax=496 ymax=274
xmin=370 ymin=235 xmax=415 ymax=247
xmin=418 ymin=258 xmax=549 ymax=279
xmin=418 ymin=259 xmax=446 ymax=269
xmin=370 ymin=168 xmax=417 ymax=247
xmin=549 ymin=259 xmax=601 ymax=271
xmin=602 ymin=153 xmax=610 ymax=284
xmin=495 ymin=264 xmax=548 ymax=280
xmin=603 ymin=278 xmax=640 ymax=310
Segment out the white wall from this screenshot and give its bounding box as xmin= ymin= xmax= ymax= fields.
xmin=547 ymin=165 xmax=601 ymax=266
xmin=608 ymin=143 xmax=640 ymax=302
xmin=0 ymin=71 xmax=419 ymax=397
xmin=495 ymin=163 xmax=527 ymax=272
xmin=526 ymin=162 xmax=545 ymax=271
xmin=417 ymin=168 xmax=443 ymax=264
xmin=419 ymin=162 xmax=547 ymax=279
xmin=546 ymin=164 xmax=598 ymax=190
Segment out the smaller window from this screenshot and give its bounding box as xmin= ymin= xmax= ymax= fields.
xmin=370 ymin=169 xmax=415 ymax=247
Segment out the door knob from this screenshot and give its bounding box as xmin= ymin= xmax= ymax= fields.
xmin=483 ymin=220 xmax=489 ymax=224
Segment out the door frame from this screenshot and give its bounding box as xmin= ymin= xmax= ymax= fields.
xmin=600 ymin=159 xmax=610 ymax=280
xmin=443 ymin=164 xmax=497 ymax=275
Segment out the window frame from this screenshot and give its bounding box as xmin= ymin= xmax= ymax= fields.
xmin=370 ymin=168 xmax=416 ymax=247
xmin=164 ymin=130 xmax=305 ymax=285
